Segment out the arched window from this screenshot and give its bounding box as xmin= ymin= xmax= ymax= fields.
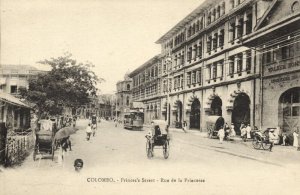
xmin=127 ymin=84 xmax=130 ymax=90
xmin=126 ymin=96 xmax=130 ymax=106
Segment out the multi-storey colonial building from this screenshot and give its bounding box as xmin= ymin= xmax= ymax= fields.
xmin=243 ymin=0 xmax=300 ymax=134
xmin=129 ymin=55 xmax=163 ymax=124
xmin=116 ymin=73 xmax=132 ymax=121
xmin=155 ymin=0 xmax=269 ymax=134
xmin=129 ymin=0 xmax=300 ymax=135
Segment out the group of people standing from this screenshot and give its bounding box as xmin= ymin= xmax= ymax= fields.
xmin=217 ymin=123 xmax=236 ymax=144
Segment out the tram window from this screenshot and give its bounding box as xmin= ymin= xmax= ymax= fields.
xmin=292 ymin=106 xmax=300 ymax=116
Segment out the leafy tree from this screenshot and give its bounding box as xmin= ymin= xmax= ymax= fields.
xmin=20 ymin=53 xmax=103 ymax=118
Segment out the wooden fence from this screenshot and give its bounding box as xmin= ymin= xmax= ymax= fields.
xmin=0 ymin=131 xmax=35 ymax=167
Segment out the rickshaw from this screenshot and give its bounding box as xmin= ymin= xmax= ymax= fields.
xmin=252 ymin=128 xmax=276 ymax=150
xmin=33 ymin=120 xmax=57 ymax=161
xmin=145 ymin=120 xmax=170 ymax=159
xmin=206 ymin=116 xmax=225 ymax=138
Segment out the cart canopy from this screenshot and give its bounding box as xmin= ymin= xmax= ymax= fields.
xmin=38 ymin=120 xmax=53 ymax=132
xmin=206 ymin=116 xmax=225 ymax=131
xmin=151 ymin=120 xmax=168 ymax=134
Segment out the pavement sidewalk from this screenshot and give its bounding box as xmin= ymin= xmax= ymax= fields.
xmin=168 ymin=127 xmax=300 ymax=157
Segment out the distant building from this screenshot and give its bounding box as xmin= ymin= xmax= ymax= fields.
xmin=98 ymin=94 xmax=115 ymax=119
xmin=0 ymin=65 xmax=45 ymax=95
xmin=128 ymin=55 xmax=162 ymax=124
xmin=116 ymin=73 xmax=132 ymax=120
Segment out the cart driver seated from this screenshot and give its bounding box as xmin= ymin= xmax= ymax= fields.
xmin=146 ymin=122 xmax=169 ymax=145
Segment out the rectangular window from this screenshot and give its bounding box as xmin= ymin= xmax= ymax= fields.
xmin=213 ymin=33 xmax=218 ymax=50
xmin=246 ymin=50 xmax=252 ymax=72
xmin=282 ymin=45 xmax=294 ymax=60
xmin=246 ymin=13 xmax=253 ymax=35
xmin=187 ymin=73 xmax=191 ymax=85
xmin=229 ymin=57 xmax=234 ymax=75
xmin=207 ymin=36 xmax=212 ymax=52
xmin=219 ymin=29 xmax=224 ymax=47
xmin=192 ymin=72 xmax=196 ymax=84
xmin=188 ymin=47 xmax=192 ymax=62
xmin=237 ymin=17 xmax=244 ymax=38
xmin=237 ymin=54 xmax=243 ymax=73
xmin=212 ymin=65 xmax=217 ymax=79
xmin=198 ymin=43 xmax=203 ymax=59
xmin=229 ymin=20 xmax=236 ymax=42
xmin=10 ymin=85 xmax=18 ymax=94
xmin=196 ymin=70 xmax=200 ymax=83
xmin=197 ymin=70 xmax=202 ymax=84
xmin=194 ymin=45 xmax=198 ymax=60
xmin=230 ymin=0 xmax=235 ymax=9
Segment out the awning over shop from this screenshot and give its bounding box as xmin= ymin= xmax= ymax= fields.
xmin=0 ymin=92 xmax=31 ymax=108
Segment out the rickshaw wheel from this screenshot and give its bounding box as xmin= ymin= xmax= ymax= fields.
xmin=163 ymin=141 xmax=169 ymax=159
xmin=262 ymin=139 xmax=271 ymax=150
xmin=146 ymin=139 xmax=153 ymax=159
xmin=252 ymin=136 xmax=261 ymax=149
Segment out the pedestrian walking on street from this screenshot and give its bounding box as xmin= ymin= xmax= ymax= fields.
xmin=86 ymin=124 xmax=92 ymax=141
xmin=269 ymin=128 xmax=277 ymax=152
xmin=182 ymin=121 xmax=187 ymax=133
xmin=217 ymin=126 xmax=225 ymax=144
xmin=114 ymin=119 xmax=118 ymax=127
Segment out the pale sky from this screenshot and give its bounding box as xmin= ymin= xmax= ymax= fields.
xmin=1 ymin=0 xmax=203 ymax=94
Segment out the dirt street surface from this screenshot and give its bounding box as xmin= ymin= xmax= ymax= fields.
xmin=1 ymin=119 xmax=299 ymax=195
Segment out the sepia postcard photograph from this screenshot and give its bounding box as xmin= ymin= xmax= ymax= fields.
xmin=0 ymin=0 xmax=300 ymax=194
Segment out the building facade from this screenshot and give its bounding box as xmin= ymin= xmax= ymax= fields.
xmin=155 ymin=0 xmax=268 ymax=133
xmin=0 ymin=65 xmax=44 ymax=95
xmin=128 ymin=0 xmax=300 ymax=135
xmin=115 ymin=74 xmax=132 ymax=121
xmin=244 ymin=0 xmax=300 ymax=134
xmin=98 ymin=94 xmax=114 ymax=119
xmin=129 ymin=55 xmax=163 ymax=124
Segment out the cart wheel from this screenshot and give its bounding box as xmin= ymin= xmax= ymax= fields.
xmin=146 ymin=140 xmax=153 ymax=159
xmin=252 ymin=136 xmax=261 ymax=149
xmin=262 ymin=139 xmax=271 ymax=150
xmin=163 ymin=140 xmax=169 ymax=159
